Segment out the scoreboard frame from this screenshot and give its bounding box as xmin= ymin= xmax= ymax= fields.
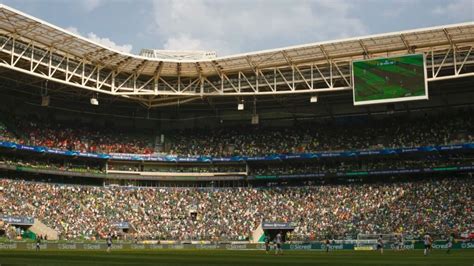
xmin=351 ymin=53 xmax=428 ymax=106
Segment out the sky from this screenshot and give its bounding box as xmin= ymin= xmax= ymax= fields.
xmin=2 ymin=0 xmax=473 ymax=56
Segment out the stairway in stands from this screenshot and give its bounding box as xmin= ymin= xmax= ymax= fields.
xmin=29 ymin=219 xmax=59 ymax=240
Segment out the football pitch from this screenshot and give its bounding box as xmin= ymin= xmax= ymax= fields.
xmin=0 ymin=249 xmax=473 ymax=266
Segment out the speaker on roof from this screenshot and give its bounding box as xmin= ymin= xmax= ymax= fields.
xmin=251 ymin=114 xmax=259 ymax=125
xmin=41 ymin=96 xmax=50 ymax=107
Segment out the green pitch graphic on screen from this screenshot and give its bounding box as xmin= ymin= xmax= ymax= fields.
xmin=352 ymin=54 xmax=428 ymax=105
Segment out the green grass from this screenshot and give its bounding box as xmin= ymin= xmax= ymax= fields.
xmin=0 ymin=249 xmax=473 ymax=266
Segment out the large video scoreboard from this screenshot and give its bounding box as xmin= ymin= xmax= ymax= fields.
xmin=352 ymin=54 xmax=428 ymax=105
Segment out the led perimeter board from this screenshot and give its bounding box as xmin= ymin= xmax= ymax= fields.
xmin=352 ymin=54 xmax=428 ymax=105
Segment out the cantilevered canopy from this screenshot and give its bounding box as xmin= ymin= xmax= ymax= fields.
xmin=0 ymin=4 xmax=473 ymax=107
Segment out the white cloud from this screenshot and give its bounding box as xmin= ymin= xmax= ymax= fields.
xmin=81 ymin=0 xmax=104 ymax=12
xmin=65 ymin=26 xmax=133 ymax=53
xmin=432 ymin=0 xmax=474 ymax=18
xmin=163 ymin=34 xmax=202 ymax=51
xmin=65 ymin=26 xmax=81 ymax=36
xmin=151 ymin=0 xmax=368 ymax=56
xmin=163 ymin=34 xmax=232 ymax=55
xmin=86 ymin=32 xmax=133 ymax=53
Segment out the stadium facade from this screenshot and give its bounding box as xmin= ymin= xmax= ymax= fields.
xmin=0 ymin=4 xmax=472 ymax=245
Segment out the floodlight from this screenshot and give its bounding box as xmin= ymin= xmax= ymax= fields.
xmin=90 ymin=97 xmax=99 ymax=106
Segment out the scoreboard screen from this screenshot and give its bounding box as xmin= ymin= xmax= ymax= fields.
xmin=352 ymin=54 xmax=428 ymax=105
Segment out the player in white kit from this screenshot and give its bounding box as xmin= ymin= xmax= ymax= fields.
xmin=275 ymin=231 xmax=283 ymax=255
xmin=423 ymin=233 xmax=432 ymax=256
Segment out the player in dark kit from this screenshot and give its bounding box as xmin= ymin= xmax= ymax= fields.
xmin=447 ymin=233 xmax=454 ymax=254
xmin=397 ymin=235 xmax=404 ymax=251
xmin=325 ymin=238 xmax=330 ymax=253
xmin=35 ymin=236 xmax=41 ymax=252
xmin=106 ymin=234 xmax=112 ymax=253
xmin=377 ymin=235 xmax=384 ymax=254
xmin=264 ymin=234 xmax=271 ymax=254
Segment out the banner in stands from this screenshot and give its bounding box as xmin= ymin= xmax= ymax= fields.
xmin=262 ymin=222 xmax=295 ymax=230
xmin=0 ymin=241 xmax=472 ymax=250
xmin=0 ymin=215 xmax=34 ymax=225
xmin=253 ymin=165 xmax=474 ymax=179
xmin=284 ymin=243 xmax=351 ymax=250
xmin=0 ymin=141 xmax=472 ymax=163
xmin=111 ymin=221 xmax=130 ymax=229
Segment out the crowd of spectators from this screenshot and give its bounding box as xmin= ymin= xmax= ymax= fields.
xmin=2 ymin=119 xmax=154 ymax=154
xmin=0 ymin=222 xmax=24 ymax=240
xmin=1 ymin=112 xmax=472 ymax=157
xmin=1 ymin=177 xmax=471 ymax=241
xmin=0 ymin=156 xmax=104 ymax=174
xmin=168 ymin=113 xmax=473 ymax=156
xmin=0 ymin=122 xmax=18 ymax=143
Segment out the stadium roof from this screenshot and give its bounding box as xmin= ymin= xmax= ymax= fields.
xmin=1 ymin=4 xmax=472 ymax=77
xmin=0 ymin=4 xmax=473 ymax=107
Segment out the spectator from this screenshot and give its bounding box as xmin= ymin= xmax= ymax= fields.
xmin=0 ymin=177 xmax=471 ymax=241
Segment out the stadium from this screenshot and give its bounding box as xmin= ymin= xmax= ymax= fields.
xmin=0 ymin=2 xmax=473 ymax=265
